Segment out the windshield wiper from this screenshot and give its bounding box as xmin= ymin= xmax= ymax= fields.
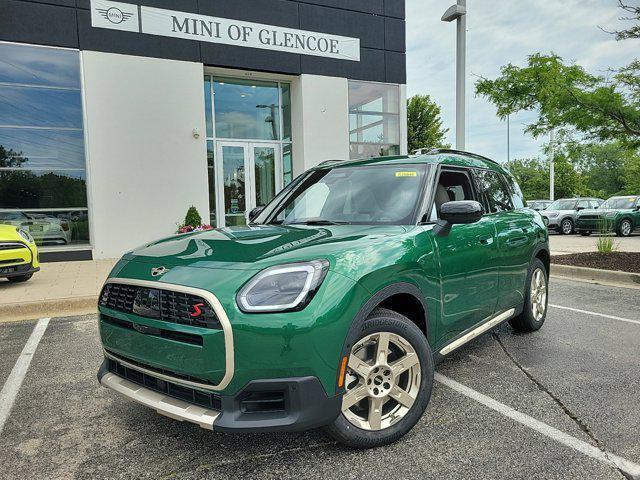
xmin=286 ymin=219 xmax=349 ymax=225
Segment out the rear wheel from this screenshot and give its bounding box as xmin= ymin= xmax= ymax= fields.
xmin=617 ymin=219 xmax=633 ymax=237
xmin=7 ymin=273 xmax=33 ymax=283
xmin=509 ymin=258 xmax=548 ymax=333
xmin=560 ymin=218 xmax=574 ymax=235
xmin=325 ymin=308 xmax=433 ymax=448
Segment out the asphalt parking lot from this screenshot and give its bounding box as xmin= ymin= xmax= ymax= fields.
xmin=1 ymin=278 xmax=639 ymax=480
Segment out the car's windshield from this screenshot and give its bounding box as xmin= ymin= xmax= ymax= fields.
xmin=255 ymin=164 xmax=428 ymax=225
xmin=600 ymin=197 xmax=638 ymax=209
xmin=547 ymin=199 xmax=576 ymax=210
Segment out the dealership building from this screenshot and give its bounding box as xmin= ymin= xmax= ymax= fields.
xmin=0 ymin=0 xmax=407 ymax=260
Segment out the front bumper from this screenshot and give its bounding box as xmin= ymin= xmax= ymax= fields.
xmin=98 ymin=356 xmax=342 ymax=432
xmin=0 ymin=263 xmax=40 ymax=278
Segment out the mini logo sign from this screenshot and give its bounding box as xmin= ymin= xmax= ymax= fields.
xmin=97 ymin=7 xmax=134 ymax=25
xmin=90 ymin=0 xmax=359 ymax=61
xmin=91 ymin=0 xmax=139 ymax=33
xmin=150 ymin=266 xmax=169 ymax=277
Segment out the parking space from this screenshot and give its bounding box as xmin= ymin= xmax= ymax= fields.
xmin=1 ymin=278 xmax=639 ymax=479
xmin=549 ymin=231 xmax=640 ymax=255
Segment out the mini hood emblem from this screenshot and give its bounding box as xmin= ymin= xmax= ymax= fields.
xmin=151 ymin=266 xmax=169 ymax=277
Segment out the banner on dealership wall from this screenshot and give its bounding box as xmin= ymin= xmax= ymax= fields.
xmin=90 ymin=0 xmax=361 ymax=61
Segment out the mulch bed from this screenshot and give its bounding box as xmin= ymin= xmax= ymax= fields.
xmin=552 ymin=252 xmax=640 ymax=274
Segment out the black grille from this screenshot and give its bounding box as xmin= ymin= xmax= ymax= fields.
xmin=107 ymin=357 xmax=221 ymax=411
xmin=101 ymin=314 xmax=203 ymax=346
xmin=99 ymin=283 xmax=221 ymax=329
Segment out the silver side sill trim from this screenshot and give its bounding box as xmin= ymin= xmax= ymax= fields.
xmin=439 ymin=308 xmax=516 ymax=356
xmin=102 ymin=278 xmax=234 ymax=391
xmin=100 ymin=372 xmax=220 ymax=430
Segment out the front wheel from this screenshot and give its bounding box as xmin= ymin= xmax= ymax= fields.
xmin=509 ymin=258 xmax=548 ymax=333
xmin=325 ymin=308 xmax=433 ymax=448
xmin=617 ymin=219 xmax=633 ymax=237
xmin=560 ymin=218 xmax=574 ymax=235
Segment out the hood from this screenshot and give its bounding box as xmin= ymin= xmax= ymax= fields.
xmin=123 ymin=224 xmax=414 ymax=272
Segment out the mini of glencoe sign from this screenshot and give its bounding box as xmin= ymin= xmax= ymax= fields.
xmin=90 ymin=0 xmax=360 ymax=61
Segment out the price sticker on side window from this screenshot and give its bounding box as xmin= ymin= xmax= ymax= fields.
xmin=395 ymin=171 xmax=418 ymax=177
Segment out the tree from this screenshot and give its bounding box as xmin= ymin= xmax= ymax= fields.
xmin=475 ymin=53 xmax=640 ymax=146
xmin=505 ymin=158 xmax=549 ymax=200
xmin=407 ymin=94 xmax=450 ymax=152
xmin=605 ymin=1 xmax=640 ymax=40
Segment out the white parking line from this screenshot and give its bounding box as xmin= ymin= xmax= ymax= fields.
xmin=435 ymin=373 xmax=640 ymax=478
xmin=549 ymin=304 xmax=640 ymax=326
xmin=0 ymin=317 xmax=50 ymax=436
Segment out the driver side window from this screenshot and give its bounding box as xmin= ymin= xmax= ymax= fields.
xmin=431 ymin=169 xmax=475 ymax=220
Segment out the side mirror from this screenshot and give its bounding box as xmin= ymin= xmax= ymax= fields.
xmin=248 ymin=206 xmax=264 ymax=222
xmin=576 ymin=206 xmax=584 ymax=211
xmin=434 ymin=201 xmax=483 ymax=236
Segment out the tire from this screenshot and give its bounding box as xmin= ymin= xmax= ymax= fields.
xmin=7 ymin=273 xmax=33 ymax=283
xmin=325 ymin=308 xmax=434 ymax=448
xmin=617 ymin=219 xmax=633 ymax=237
xmin=509 ymin=258 xmax=548 ymax=333
xmin=560 ymin=218 xmax=574 ymax=235
xmin=579 ymin=231 xmax=591 ymax=236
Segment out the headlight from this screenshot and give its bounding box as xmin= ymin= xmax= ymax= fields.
xmin=17 ymin=228 xmax=34 ymax=243
xmin=548 ymin=212 xmax=559 ymax=218
xmin=237 ymin=260 xmax=329 ymax=313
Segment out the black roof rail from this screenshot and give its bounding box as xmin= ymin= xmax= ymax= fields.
xmin=424 ymin=148 xmax=501 ymax=166
xmin=318 ymin=159 xmax=344 ymax=166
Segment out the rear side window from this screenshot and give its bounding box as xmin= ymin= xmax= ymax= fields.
xmin=472 ymin=169 xmax=514 ymax=214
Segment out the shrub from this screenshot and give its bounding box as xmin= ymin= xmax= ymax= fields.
xmin=183 ymin=206 xmax=202 ymax=228
xmin=595 ymin=218 xmax=616 ymax=254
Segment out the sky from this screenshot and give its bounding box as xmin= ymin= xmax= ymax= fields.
xmin=406 ymin=0 xmax=640 ymax=163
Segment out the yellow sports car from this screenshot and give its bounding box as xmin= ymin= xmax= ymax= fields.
xmin=0 ymin=224 xmax=40 ymax=283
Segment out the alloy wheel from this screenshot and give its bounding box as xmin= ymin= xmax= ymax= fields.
xmin=342 ymin=332 xmax=421 ymax=431
xmin=561 ymin=219 xmax=573 ymax=235
xmin=621 ymin=220 xmax=632 ymax=236
xmin=530 ymin=268 xmax=547 ymax=322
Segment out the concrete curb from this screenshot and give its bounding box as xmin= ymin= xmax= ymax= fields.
xmin=551 ymin=263 xmax=640 ymax=289
xmin=0 ymin=296 xmax=98 ymax=323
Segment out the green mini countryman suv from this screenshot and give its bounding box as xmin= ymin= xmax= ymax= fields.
xmin=97 ymin=150 xmax=550 ymax=448
xmin=575 ymin=195 xmax=640 ymax=237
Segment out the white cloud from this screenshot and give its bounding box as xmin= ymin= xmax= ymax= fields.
xmin=407 ymin=0 xmax=640 ymax=162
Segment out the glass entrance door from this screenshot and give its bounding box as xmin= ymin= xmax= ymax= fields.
xmin=215 ymin=141 xmax=281 ymax=227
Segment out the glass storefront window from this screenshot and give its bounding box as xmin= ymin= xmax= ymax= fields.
xmin=206 ymin=140 xmax=216 ymax=226
xmin=0 ymin=42 xmax=89 ymax=247
xmin=283 ymin=143 xmax=293 ymax=186
xmin=281 ymin=83 xmax=292 ymax=142
xmin=214 ymin=78 xmax=280 ymax=141
xmin=348 ymin=80 xmax=400 ymax=160
xmin=204 ymin=74 xmax=292 ymax=226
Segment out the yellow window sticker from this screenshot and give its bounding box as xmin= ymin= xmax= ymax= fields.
xmin=395 ymin=171 xmax=418 ymax=177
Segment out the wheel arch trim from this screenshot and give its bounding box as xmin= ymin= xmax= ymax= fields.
xmin=335 ymin=282 xmax=431 ymax=394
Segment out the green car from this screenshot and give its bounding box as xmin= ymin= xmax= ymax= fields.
xmin=97 ymin=150 xmax=550 ymax=448
xmin=575 ymin=195 xmax=640 ymax=237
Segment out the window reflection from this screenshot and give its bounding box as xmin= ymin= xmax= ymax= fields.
xmin=214 ymin=78 xmax=280 ymax=140
xmin=348 ymin=80 xmax=400 ymax=159
xmin=0 ymin=41 xmax=89 ymax=247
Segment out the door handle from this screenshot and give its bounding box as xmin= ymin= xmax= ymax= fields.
xmin=521 ymin=227 xmax=529 ymax=233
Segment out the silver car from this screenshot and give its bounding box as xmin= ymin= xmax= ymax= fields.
xmin=540 ymin=197 xmax=604 ymax=235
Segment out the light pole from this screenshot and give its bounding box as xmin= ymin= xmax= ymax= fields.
xmin=549 ymin=128 xmax=555 ymax=201
xmin=442 ymin=0 xmax=467 ymax=150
